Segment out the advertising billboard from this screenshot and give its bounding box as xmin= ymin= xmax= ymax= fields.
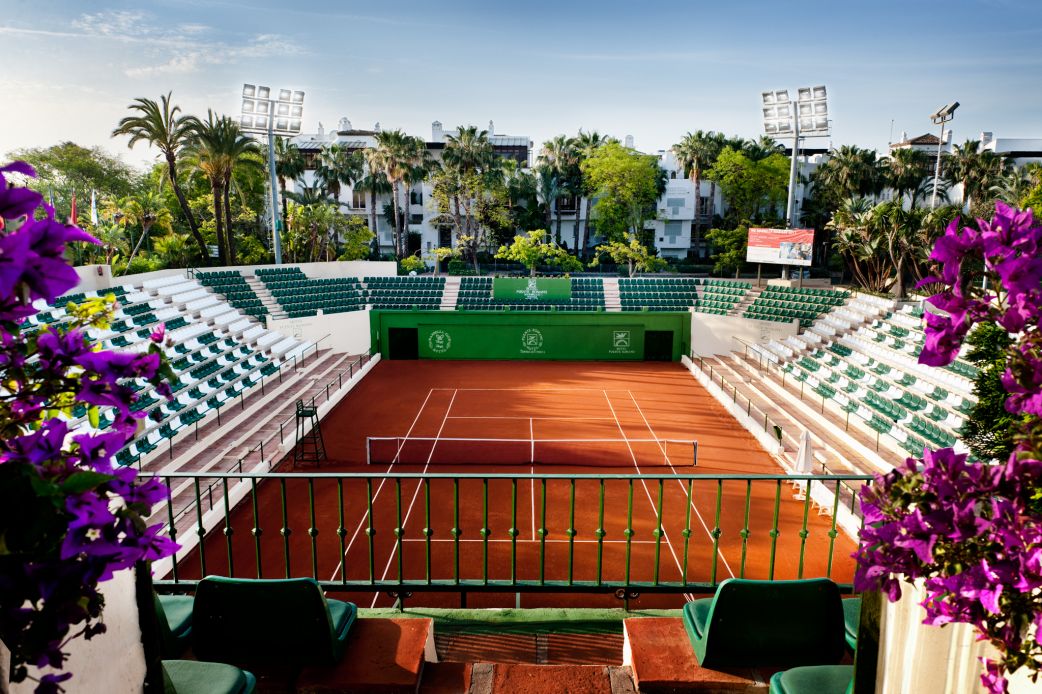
xmin=746 ymin=228 xmax=815 ymax=266
xmin=492 ymin=277 xmax=572 ymax=301
xmin=419 ymin=323 xmax=644 ymax=360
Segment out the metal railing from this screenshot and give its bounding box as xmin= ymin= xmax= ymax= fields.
xmin=153 ymin=471 xmax=872 ymax=603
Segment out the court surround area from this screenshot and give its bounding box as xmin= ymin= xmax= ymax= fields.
xmin=166 ymin=360 xmax=858 ymax=610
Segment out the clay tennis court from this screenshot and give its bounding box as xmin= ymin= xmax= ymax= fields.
xmin=173 ymin=360 xmax=858 ymax=609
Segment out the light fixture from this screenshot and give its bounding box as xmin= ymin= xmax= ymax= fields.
xmin=239 ymin=83 xmax=306 ymax=265
xmin=929 ymin=101 xmax=959 ymax=209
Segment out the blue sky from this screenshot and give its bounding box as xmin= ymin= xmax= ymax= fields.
xmin=2 ymin=0 xmax=1041 ymax=168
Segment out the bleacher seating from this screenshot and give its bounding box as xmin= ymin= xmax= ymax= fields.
xmin=258 ymin=267 xmax=367 ymax=318
xmin=197 ymin=271 xmax=267 ymax=319
xmin=745 ymin=286 xmax=850 ymax=327
xmin=455 ymin=277 xmax=604 ymax=311
xmin=618 ymin=277 xmax=748 ymax=313
xmin=365 ymin=275 xmax=445 ymax=310
xmin=44 ymin=273 xmax=307 ymax=468
xmin=760 ymin=302 xmax=975 ymax=458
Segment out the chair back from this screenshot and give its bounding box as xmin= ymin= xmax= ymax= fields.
xmin=701 ymin=578 xmax=845 ymax=668
xmin=192 ymin=576 xmax=337 ymax=665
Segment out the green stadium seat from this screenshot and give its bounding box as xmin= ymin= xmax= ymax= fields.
xmin=842 ymin=597 xmax=860 ymax=651
xmin=768 ymin=665 xmax=853 ymax=694
xmin=155 ymin=592 xmax=194 ymax=658
xmin=192 ymin=576 xmax=356 ymax=666
xmin=683 ymin=578 xmax=846 ymax=669
xmin=162 ymin=660 xmax=256 ymax=694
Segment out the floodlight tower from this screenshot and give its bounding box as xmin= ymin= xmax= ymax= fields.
xmin=761 ymin=86 xmax=830 ymax=227
xmin=929 ymin=101 xmax=959 ymax=209
xmin=240 ymin=84 xmax=305 ymax=265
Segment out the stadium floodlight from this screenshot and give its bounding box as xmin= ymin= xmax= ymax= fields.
xmin=240 ymin=83 xmax=306 ymax=265
xmin=761 ymin=85 xmax=830 ymax=228
xmin=929 ymin=101 xmax=959 ymax=209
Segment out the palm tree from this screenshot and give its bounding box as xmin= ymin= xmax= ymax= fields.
xmin=112 ymin=92 xmax=208 ymax=261
xmin=369 ymin=130 xmax=432 ymax=258
xmin=673 ymin=130 xmax=721 ymax=254
xmin=990 ymin=168 xmax=1034 ymax=206
xmin=535 ymin=165 xmax=562 ymax=238
xmin=317 ymin=144 xmax=363 ymax=206
xmin=945 ymin=140 xmax=1008 ymax=211
xmin=741 ymin=136 xmax=785 ymax=162
xmin=815 ymin=146 xmax=886 ymax=201
xmin=885 ymin=148 xmax=931 ymax=208
xmin=444 ymin=125 xmax=494 ymax=173
xmin=153 ymin=233 xmax=192 ymax=268
xmin=572 ymin=130 xmax=609 ymax=257
xmin=355 ymin=162 xmax=392 ymax=240
xmin=538 ymin=135 xmax=577 ymax=244
xmin=273 ymin=137 xmax=305 ymax=240
xmin=182 ymin=111 xmax=259 ymax=265
xmin=827 ymin=197 xmax=891 ymax=292
xmin=122 ymin=190 xmax=174 ymax=271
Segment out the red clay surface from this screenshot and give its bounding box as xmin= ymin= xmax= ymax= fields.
xmin=175 ymin=360 xmax=857 ymax=610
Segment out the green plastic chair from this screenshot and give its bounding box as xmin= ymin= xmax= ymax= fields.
xmin=842 ymin=597 xmax=861 ymax=651
xmin=682 ymin=578 xmax=846 ymax=668
xmin=768 ymin=664 xmax=853 ymax=694
xmin=154 ymin=592 xmax=194 ymax=658
xmin=192 ymin=576 xmax=356 ymax=666
xmin=162 ymin=660 xmax=256 ymax=694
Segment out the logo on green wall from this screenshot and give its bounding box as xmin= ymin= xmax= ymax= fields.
xmin=521 ymin=328 xmax=544 ymax=353
xmin=613 ymin=330 xmax=631 ymax=349
xmin=428 ymin=329 xmax=452 ymax=353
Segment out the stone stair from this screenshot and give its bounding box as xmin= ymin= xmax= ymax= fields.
xmin=246 ymin=275 xmax=287 ymax=320
xmin=729 ymin=286 xmax=761 ymax=317
xmin=440 ymin=275 xmax=460 ymax=310
xmin=602 ymin=277 xmax=622 ymax=312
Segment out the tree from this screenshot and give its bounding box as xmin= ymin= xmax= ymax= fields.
xmin=592 ymin=238 xmax=668 ymax=277
xmin=182 ymin=111 xmax=259 ymax=265
xmin=369 ymin=130 xmax=432 ymax=258
xmin=317 ymin=143 xmax=362 ymax=204
xmin=673 ymin=130 xmax=723 ymax=250
xmin=944 ymin=139 xmax=1008 ymax=211
xmin=572 ymin=130 xmax=610 ymax=257
xmin=813 ymin=145 xmax=886 ymax=202
xmin=273 ymin=137 xmax=304 ymax=239
xmin=581 ymin=142 xmax=661 ymax=241
xmin=960 ymin=322 xmax=1018 ymax=462
xmin=538 ymin=135 xmax=577 ymax=244
xmin=111 ymin=93 xmax=208 ymax=260
xmin=495 ymin=229 xmax=582 ymax=276
xmin=704 ymin=226 xmax=748 ymax=277
xmin=827 ymin=197 xmax=893 ymax=292
xmin=705 ymin=147 xmax=789 ymax=222
xmin=121 ymin=189 xmax=174 ymax=271
xmin=335 ymin=214 xmax=376 ymax=261
xmin=885 ymin=148 xmax=931 ymax=207
xmin=355 ymin=162 xmax=392 ymax=237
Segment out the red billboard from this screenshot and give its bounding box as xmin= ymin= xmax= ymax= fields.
xmin=746 ymin=227 xmax=815 ymax=266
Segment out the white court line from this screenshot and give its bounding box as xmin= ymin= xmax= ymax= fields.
xmin=530 ymin=418 xmax=536 ymax=541
xmin=627 ymin=390 xmax=736 ymax=580
xmin=400 ymin=538 xmax=662 ymax=544
xmin=446 ymin=416 xmax=616 ymax=421
xmin=370 ymin=388 xmax=458 ymax=607
xmin=602 ymin=389 xmax=694 ymax=601
xmin=430 ymin=387 xmax=622 ymax=392
xmin=328 ymin=388 xmax=435 ymax=583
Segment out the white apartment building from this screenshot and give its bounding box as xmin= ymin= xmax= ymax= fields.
xmin=291 ymin=118 xmax=532 ymax=257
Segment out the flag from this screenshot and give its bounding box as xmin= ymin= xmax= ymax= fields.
xmin=48 ymin=186 xmax=54 ymax=209
xmin=68 ymin=192 xmax=77 ymax=225
xmin=90 ymin=190 xmax=98 ymax=226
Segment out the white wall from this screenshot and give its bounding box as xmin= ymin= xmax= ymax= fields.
xmin=690 ymin=312 xmax=798 ymax=356
xmin=266 ymin=308 xmax=372 ymax=354
xmin=877 ymin=580 xmax=1042 ymax=693
xmin=4 ymin=568 xmax=145 ymax=694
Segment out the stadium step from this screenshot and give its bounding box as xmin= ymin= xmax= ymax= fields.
xmin=440 ymin=276 xmax=460 ymax=310
xmin=246 ymin=274 xmax=287 ymax=320
xmin=602 ymin=277 xmax=622 ymax=312
xmin=729 ymin=286 xmax=761 ymax=316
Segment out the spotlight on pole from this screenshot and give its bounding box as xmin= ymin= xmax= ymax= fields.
xmin=928 ymin=102 xmax=959 ymax=209
xmin=761 ymin=85 xmax=830 ymax=227
xmin=240 ymin=83 xmax=305 ymax=265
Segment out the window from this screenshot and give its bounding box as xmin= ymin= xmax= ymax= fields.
xmin=409 ymin=214 xmax=423 ymax=225
xmin=352 ymin=191 xmax=367 ymax=209
xmin=410 ymin=191 xmax=423 ymax=205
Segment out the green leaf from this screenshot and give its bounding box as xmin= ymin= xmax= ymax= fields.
xmin=61 ymin=471 xmax=115 ymax=494
xmin=88 ymin=406 xmax=100 ymax=429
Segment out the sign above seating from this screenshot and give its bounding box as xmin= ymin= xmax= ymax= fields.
xmin=492 ymin=277 xmax=572 ymax=301
xmin=747 ymin=228 xmax=815 ymax=267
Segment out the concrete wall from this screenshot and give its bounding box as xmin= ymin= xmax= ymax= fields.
xmin=4 ymin=568 xmax=145 ymax=694
xmin=877 ymin=580 xmax=1042 ymax=693
xmin=690 ymin=312 xmax=798 ymax=356
xmin=265 ymin=308 xmax=373 ymax=355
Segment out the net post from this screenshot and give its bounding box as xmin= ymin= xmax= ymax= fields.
xmin=693 ymin=440 xmax=698 ymax=466
xmin=365 ymin=437 xmax=371 ymax=466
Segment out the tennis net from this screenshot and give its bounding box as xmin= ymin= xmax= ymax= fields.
xmin=366 ymin=436 xmax=697 ymax=467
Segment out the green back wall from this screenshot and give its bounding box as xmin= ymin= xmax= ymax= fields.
xmin=370 ymin=310 xmax=691 ymax=361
